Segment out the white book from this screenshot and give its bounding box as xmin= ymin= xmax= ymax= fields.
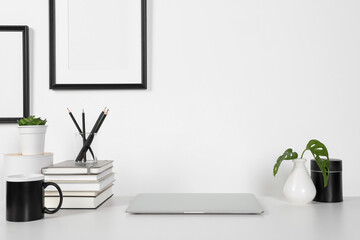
xmin=44 ymin=168 xmax=113 ymax=182
xmin=45 ymin=186 xmax=113 ymax=209
xmin=45 ymin=184 xmax=113 ymax=197
xmin=45 ymin=173 xmax=115 ymax=191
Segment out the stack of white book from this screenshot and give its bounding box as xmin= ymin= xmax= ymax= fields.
xmin=42 ymin=160 xmax=114 ymax=209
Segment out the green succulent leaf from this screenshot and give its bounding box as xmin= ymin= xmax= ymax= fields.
xmin=17 ymin=116 xmax=47 ymax=126
xmin=302 ymin=139 xmax=330 ymax=187
xmin=273 ymin=148 xmax=298 ymax=176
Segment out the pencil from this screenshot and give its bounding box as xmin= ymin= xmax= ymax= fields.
xmin=82 ymin=109 xmax=86 ymax=162
xmin=95 ymin=109 xmax=109 ymax=133
xmin=67 ymin=108 xmax=82 ymax=133
xmin=75 ymin=108 xmax=106 ymax=162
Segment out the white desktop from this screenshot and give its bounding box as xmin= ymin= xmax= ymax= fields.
xmin=1 ymin=195 xmax=358 ymax=240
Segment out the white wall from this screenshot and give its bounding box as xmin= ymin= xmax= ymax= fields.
xmin=1 ymin=0 xmax=360 ymax=199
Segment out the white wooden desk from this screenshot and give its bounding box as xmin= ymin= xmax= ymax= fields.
xmin=1 ymin=196 xmax=358 ymax=240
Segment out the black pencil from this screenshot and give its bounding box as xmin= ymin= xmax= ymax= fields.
xmin=67 ymin=108 xmax=82 ymax=133
xmin=75 ymin=108 xmax=106 ymax=162
xmin=82 ymin=109 xmax=86 ymax=162
xmin=95 ymin=109 xmax=109 ymax=133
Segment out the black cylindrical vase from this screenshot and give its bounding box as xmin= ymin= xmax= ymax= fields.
xmin=311 ymin=158 xmax=343 ymax=203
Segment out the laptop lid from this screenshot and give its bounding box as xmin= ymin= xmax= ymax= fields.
xmin=126 ymin=193 xmax=264 ymax=214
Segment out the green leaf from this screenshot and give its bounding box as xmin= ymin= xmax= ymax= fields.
xmin=304 ymin=139 xmax=330 ymax=187
xmin=273 ymin=148 xmax=298 ymax=176
xmin=17 ymin=116 xmax=47 ymax=126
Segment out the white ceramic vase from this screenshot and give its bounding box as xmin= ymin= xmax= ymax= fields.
xmin=18 ymin=125 xmax=47 ymax=155
xmin=283 ymin=158 xmax=316 ymax=204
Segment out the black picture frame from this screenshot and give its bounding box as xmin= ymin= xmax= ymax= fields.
xmin=49 ymin=0 xmax=147 ymax=90
xmin=0 ymin=26 xmax=30 ymax=123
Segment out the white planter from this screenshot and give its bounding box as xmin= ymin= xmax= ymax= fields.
xmin=283 ymin=158 xmax=316 ymax=204
xmin=18 ymin=125 xmax=47 ymax=155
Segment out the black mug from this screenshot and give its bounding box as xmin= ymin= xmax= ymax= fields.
xmin=6 ymin=174 xmax=63 ymax=222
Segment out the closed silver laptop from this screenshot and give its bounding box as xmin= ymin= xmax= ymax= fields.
xmin=126 ymin=193 xmax=264 ymax=214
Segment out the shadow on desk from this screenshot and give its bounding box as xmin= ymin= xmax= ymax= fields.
xmin=101 ymin=196 xmax=132 ymax=208
xmin=45 ymin=196 xmax=132 ymax=219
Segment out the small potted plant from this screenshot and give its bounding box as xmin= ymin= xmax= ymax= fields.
xmin=18 ymin=116 xmax=47 ymax=155
xmin=273 ymin=139 xmax=330 ymax=204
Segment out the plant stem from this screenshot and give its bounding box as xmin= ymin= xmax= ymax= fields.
xmin=301 ymin=149 xmax=307 ymax=158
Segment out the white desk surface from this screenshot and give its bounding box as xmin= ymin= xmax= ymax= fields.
xmin=1 ymin=196 xmax=359 ymax=240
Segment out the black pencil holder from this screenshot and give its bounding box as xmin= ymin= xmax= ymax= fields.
xmin=311 ymin=158 xmax=343 ymax=203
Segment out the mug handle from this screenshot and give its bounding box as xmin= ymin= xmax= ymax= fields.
xmin=43 ymin=182 xmax=63 ymax=214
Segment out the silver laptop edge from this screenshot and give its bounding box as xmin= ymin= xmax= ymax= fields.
xmin=126 ymin=193 xmax=264 ymax=214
